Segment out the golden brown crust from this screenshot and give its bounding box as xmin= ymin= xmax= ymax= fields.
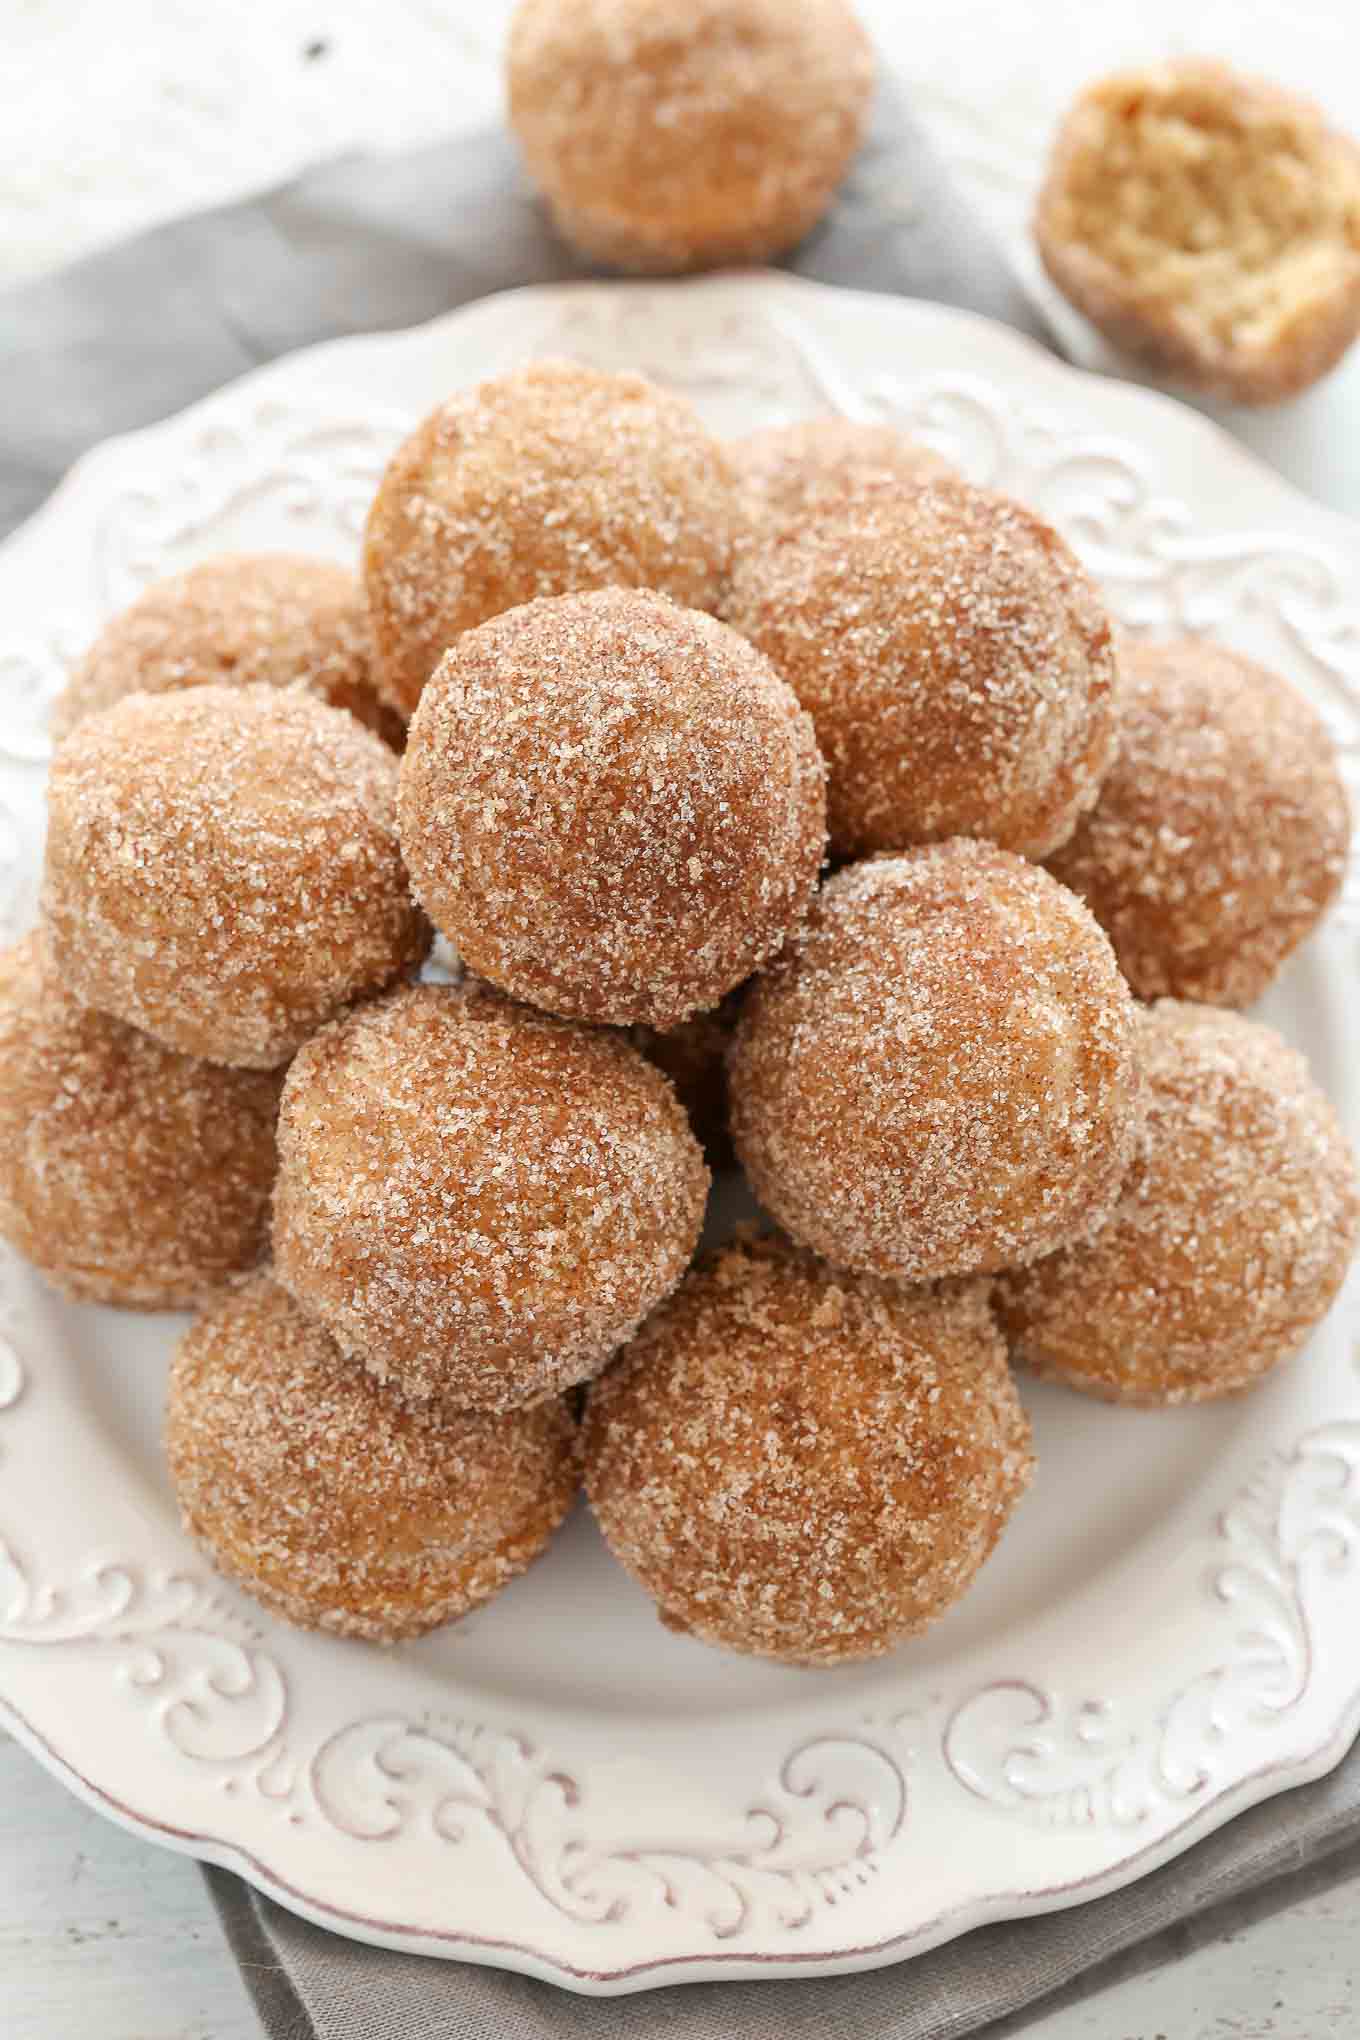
xmin=584 ymin=1232 xmax=1032 ymax=1665
xmin=722 ymin=479 xmax=1118 ymax=860
xmin=272 ymin=981 xmax=709 ymax=1411
xmin=0 ymin=933 xmax=280 ymax=1308
xmin=398 ymin=589 xmax=826 ymax=1028
xmin=1047 ymin=637 xmax=1351 ymax=1007
xmin=728 ymin=843 xmax=1142 ymax=1280
xmin=363 ymin=360 xmax=744 ymax=716
xmin=730 ymin=418 xmax=955 ymax=538
xmin=167 ymin=1274 xmax=582 ymax=1642
xmin=507 ymin=0 xmax=875 ymax=274
xmin=42 ymin=685 xmax=428 ymax=1069
xmin=53 ymin=554 xmax=401 ymax=748
xmin=1035 ymin=60 xmax=1360 ymax=405
xmin=996 ymin=1001 xmax=1359 ymax=1405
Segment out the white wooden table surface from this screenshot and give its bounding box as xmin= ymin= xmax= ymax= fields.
xmin=4 ymin=2 xmax=1360 ymax=2034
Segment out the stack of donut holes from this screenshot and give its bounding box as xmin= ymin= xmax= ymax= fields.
xmin=5 ymin=346 xmax=1355 ymax=1669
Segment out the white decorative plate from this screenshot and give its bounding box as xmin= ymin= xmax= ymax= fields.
xmin=1 ymin=275 xmax=1359 ymax=1995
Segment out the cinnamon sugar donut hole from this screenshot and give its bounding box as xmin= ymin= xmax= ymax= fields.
xmin=729 ymin=843 xmax=1141 ymax=1281
xmin=272 ymin=982 xmax=709 ymax=1412
xmin=53 ymin=554 xmax=401 ymax=748
xmin=723 ymin=479 xmax=1118 ymax=859
xmin=1047 ymin=638 xmax=1350 ymax=1008
xmin=507 ymin=0 xmax=875 ymax=275
xmin=585 ymin=1233 xmax=1033 ymax=1666
xmin=0 ymin=933 xmax=279 ymax=1309
xmin=996 ymin=1002 xmax=1359 ymax=1405
xmin=42 ymin=686 xmax=427 ymax=1070
xmin=398 ymin=589 xmax=826 ymax=1028
xmin=167 ymin=1275 xmax=581 ymax=1642
xmin=1036 ymin=61 xmax=1360 ymax=406
xmin=732 ymin=418 xmax=954 ymax=540
xmin=364 ymin=360 xmax=745 ymax=716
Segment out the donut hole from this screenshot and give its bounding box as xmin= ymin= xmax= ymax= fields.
xmin=584 ymin=1235 xmax=1034 ymax=1665
xmin=997 ymin=1001 xmax=1360 ymax=1405
xmin=271 ymin=982 xmax=710 ymax=1411
xmin=507 ymin=0 xmax=875 ymax=273
xmin=1046 ymin=638 xmax=1350 ymax=1008
xmin=167 ymin=1275 xmax=582 ymax=1642
xmin=1044 ymin=67 xmax=1360 ymax=390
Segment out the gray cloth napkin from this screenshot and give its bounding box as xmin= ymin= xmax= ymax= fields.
xmin=3 ymin=78 xmax=1354 ymax=2040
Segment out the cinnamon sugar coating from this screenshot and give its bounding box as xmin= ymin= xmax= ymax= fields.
xmin=1047 ymin=637 xmax=1350 ymax=1008
xmin=0 ymin=933 xmax=279 ymax=1308
xmin=507 ymin=0 xmax=874 ymax=274
xmin=272 ymin=981 xmax=709 ymax=1412
xmin=399 ymin=589 xmax=826 ymax=1028
xmin=585 ymin=1232 xmax=1033 ymax=1665
xmin=723 ymin=478 xmax=1119 ymax=859
xmin=42 ymin=685 xmax=428 ymax=1069
xmin=731 ymin=418 xmax=954 ymax=539
xmin=167 ymin=1274 xmax=581 ymax=1642
xmin=729 ymin=844 xmax=1141 ymax=1280
xmin=363 ymin=360 xmax=745 ymax=716
xmin=996 ymin=1001 xmax=1359 ymax=1404
xmin=53 ymin=554 xmax=401 ymax=747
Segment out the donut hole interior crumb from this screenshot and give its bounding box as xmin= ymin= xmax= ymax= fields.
xmin=1056 ymin=78 xmax=1360 ymax=356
